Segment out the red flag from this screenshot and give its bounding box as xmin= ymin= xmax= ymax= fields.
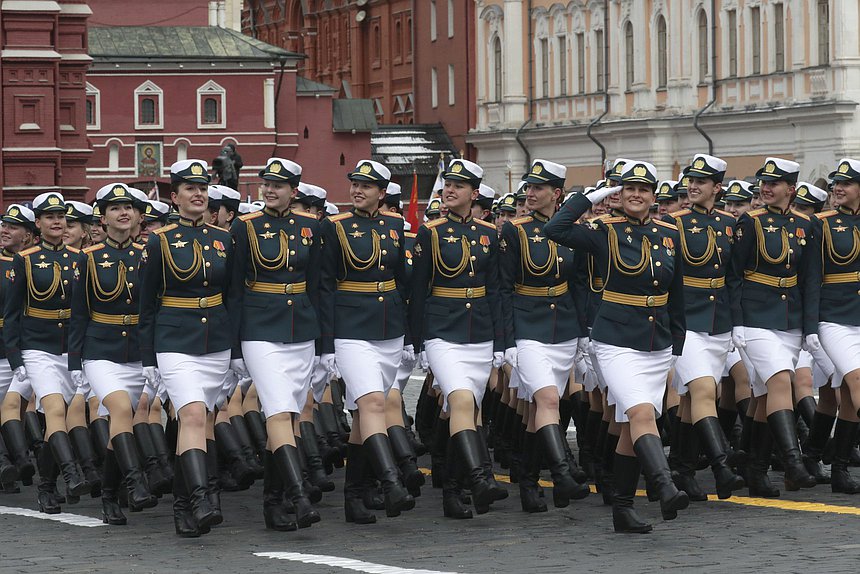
xmin=406 ymin=170 xmax=420 ymax=230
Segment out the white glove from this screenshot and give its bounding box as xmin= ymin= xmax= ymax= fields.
xmin=402 ymin=344 xmax=415 ymax=363
xmin=230 ymin=358 xmax=249 ymax=378
xmin=419 ymin=351 xmax=430 ymax=371
xmin=574 ymin=337 xmax=589 ymax=363
xmin=804 ymin=334 xmax=821 ymax=352
xmin=13 ymin=366 xmax=26 ymax=382
xmin=503 ymin=347 xmax=518 ymax=368
xmin=493 ymin=352 xmax=504 ymax=369
xmin=731 ymin=326 xmax=746 ymax=350
xmin=313 ymin=355 xmax=321 ymax=369
xmin=70 ymin=370 xmax=84 ymax=389
xmin=320 ymin=353 xmax=337 ymax=375
xmin=585 ymin=185 xmax=622 ymax=205
xmin=142 ymin=366 xmax=159 ymax=385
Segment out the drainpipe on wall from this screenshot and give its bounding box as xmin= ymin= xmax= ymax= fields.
xmin=586 ymin=0 xmax=610 ymax=172
xmin=693 ymin=0 xmax=717 ymax=155
xmin=513 ymin=0 xmax=534 ymax=169
xmin=271 ymin=58 xmax=288 ymax=157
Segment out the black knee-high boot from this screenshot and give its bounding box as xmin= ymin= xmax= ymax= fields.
xmin=442 ymin=432 xmax=473 ymax=519
xmin=48 ymin=432 xmax=90 ymax=497
xmin=298 ymin=422 xmax=335 ymax=492
xmin=388 ymin=425 xmax=425 ymax=497
xmin=673 ymin=422 xmax=707 ymax=502
xmin=148 ymin=422 xmax=175 ymax=490
xmin=747 ymin=420 xmax=780 ymax=497
xmin=767 ymin=409 xmax=816 ymax=491
xmin=582 ymin=409 xmax=602 ymax=480
xmin=228 ymin=414 xmax=264 ymax=476
xmin=832 ymin=419 xmax=860 ymax=494
xmin=363 ymin=433 xmax=415 ymax=517
xmin=313 ymin=409 xmax=343 ymax=471
xmin=476 ymin=425 xmax=507 ymax=501
xmin=344 ymin=443 xmax=376 ymax=524
xmin=205 ymin=440 xmax=223 ymax=526
xmin=36 ymin=445 xmax=60 ymax=514
xmin=24 ymin=411 xmax=45 ymax=452
xmin=69 ymin=426 xmax=101 ymax=498
xmin=89 ymin=418 xmax=110 ymax=470
xmin=1 ymin=420 xmax=35 ymax=485
xmin=244 ymin=410 xmax=269 ymax=460
xmin=695 ymin=417 xmax=745 ymax=499
xmin=273 ymin=444 xmax=321 ymax=528
xmin=100 ymin=449 xmax=127 ymax=525
xmin=262 ymin=450 xmax=297 ymax=531
xmin=612 ymin=453 xmax=652 ymax=534
xmin=133 ymin=423 xmax=170 ymax=495
xmin=537 ymin=425 xmax=589 ymax=508
xmin=214 ymin=422 xmax=255 ymax=489
xmin=633 ymin=434 xmax=689 ymax=520
xmin=112 ymin=432 xmax=157 ymax=512
xmin=795 ymin=396 xmax=817 ymax=430
xmin=450 ymin=429 xmax=493 ymax=514
xmin=179 ymin=449 xmax=217 ymax=529
xmin=592 ymin=419 xmax=608 ymax=494
xmin=172 ymin=457 xmax=206 ymax=537
xmin=601 ymin=430 xmax=620 ymax=505
xmin=802 ymin=411 xmax=834 ymax=484
xmin=0 ymin=431 xmax=20 ymax=487
xmin=518 ymin=431 xmax=547 ymax=513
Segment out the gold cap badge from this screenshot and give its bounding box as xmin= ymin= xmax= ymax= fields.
xmin=48 ymin=195 xmax=60 ymax=206
xmin=694 ymin=159 xmax=705 ymax=169
xmin=270 ymin=162 xmax=282 ymax=173
xmin=451 ymin=162 xmax=463 ymax=174
xmin=8 ymin=207 xmax=18 ymax=217
xmin=633 ymin=165 xmax=647 ymax=177
xmin=359 ymin=163 xmax=372 ymax=175
xmin=765 ymin=162 xmax=776 ymax=174
xmin=191 ymin=163 xmax=204 ymax=175
xmin=839 ymin=162 xmax=850 ymax=174
xmin=533 ymin=164 xmax=543 ymax=175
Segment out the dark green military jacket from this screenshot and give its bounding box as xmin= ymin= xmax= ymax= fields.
xmin=4 ymin=240 xmax=79 ymax=369
xmin=228 ymin=207 xmax=321 ymax=348
xmin=0 ymin=250 xmax=15 ymax=360
xmin=403 ymin=231 xmax=417 ymax=286
xmin=408 ymin=211 xmax=504 ymax=352
xmin=729 ymin=205 xmax=818 ymax=335
xmin=499 ymin=211 xmax=585 ymax=346
xmin=68 ymin=237 xmax=144 ymax=371
xmin=138 ymin=217 xmax=234 ymax=367
xmin=545 ymin=193 xmax=687 ymax=355
xmin=319 ymin=208 xmax=408 ymax=354
xmin=812 ymin=206 xmax=860 ymax=325
xmin=665 ymin=204 xmax=737 ymax=335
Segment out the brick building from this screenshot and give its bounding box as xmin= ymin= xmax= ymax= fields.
xmin=0 ymin=0 xmax=92 ymax=205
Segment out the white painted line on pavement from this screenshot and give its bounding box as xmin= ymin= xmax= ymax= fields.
xmin=254 ymin=552 xmax=461 ymax=574
xmin=0 ymin=505 xmax=105 ymax=527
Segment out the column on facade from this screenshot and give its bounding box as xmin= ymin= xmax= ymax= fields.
xmin=502 ymin=0 xmax=526 ymax=126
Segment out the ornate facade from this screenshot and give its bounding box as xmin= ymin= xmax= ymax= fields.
xmin=470 ymin=0 xmax=859 ymax=194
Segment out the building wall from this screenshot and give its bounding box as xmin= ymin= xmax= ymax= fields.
xmin=87 ymin=0 xmax=211 ymax=26
xmin=471 ymin=0 xmax=860 ymax=194
xmin=413 ymin=0 xmax=477 ymax=158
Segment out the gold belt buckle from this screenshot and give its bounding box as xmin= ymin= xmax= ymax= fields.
xmin=376 ymin=282 xmax=385 ymax=293
xmin=466 ymin=288 xmax=474 ymax=298
xmin=284 ymin=283 xmax=294 ymax=295
xmin=199 ymin=297 xmax=209 ymax=308
xmin=59 ymin=309 xmax=71 ymax=319
xmin=710 ymin=278 xmax=719 ymax=289
xmin=778 ymin=277 xmax=787 ymax=288
xmin=122 ymin=314 xmax=131 ymax=325
xmin=646 ymin=296 xmax=656 ymax=307
xmin=547 ymin=287 xmax=557 ymax=297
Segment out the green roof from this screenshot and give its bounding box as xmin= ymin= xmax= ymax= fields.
xmin=88 ymin=26 xmax=302 ymax=61
xmin=332 ymin=99 xmax=378 ymax=133
xmin=297 ymin=76 xmax=338 ymax=94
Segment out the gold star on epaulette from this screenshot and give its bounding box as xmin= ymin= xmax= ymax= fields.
xmin=263 ymin=223 xmax=271 ymax=229
xmin=530 ymin=235 xmax=544 ymax=243
xmin=35 ymin=261 xmax=50 ymax=269
xmin=170 ymin=240 xmax=188 ymax=248
xmin=259 ymin=231 xmax=275 ymax=240
xmin=834 ymin=225 xmax=848 ymax=233
xmin=98 ymin=260 xmax=114 ymax=269
xmin=689 ymin=226 xmax=702 ymax=234
xmin=764 ymin=225 xmax=777 ymax=233
xmin=351 ymin=223 xmax=359 ymax=229
xmin=349 ymin=230 xmax=365 ymax=238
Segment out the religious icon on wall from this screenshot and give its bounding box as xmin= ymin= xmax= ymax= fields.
xmin=137 ymin=142 xmax=162 ymax=178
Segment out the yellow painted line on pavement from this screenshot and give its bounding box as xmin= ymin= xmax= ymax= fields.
xmin=419 ymin=467 xmax=860 ymax=516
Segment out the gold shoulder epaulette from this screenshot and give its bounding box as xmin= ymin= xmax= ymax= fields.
xmin=474 ymin=218 xmax=496 ymax=229
xmin=19 ymin=246 xmax=40 ymax=257
xmin=206 ymin=223 xmax=229 ymax=233
xmin=405 ymin=232 xmax=417 ymax=239
xmin=603 ymin=216 xmax=626 ymax=224
xmin=153 ymin=223 xmax=177 ymax=235
xmin=239 ymin=211 xmax=263 ymax=222
xmin=329 ymin=212 xmax=352 ymax=223
xmin=654 ymin=219 xmax=677 ymax=230
xmin=381 ymin=211 xmax=403 ymax=219
xmin=132 ymin=242 xmax=144 ymax=250
xmin=596 ymin=213 xmax=615 ymax=222
xmin=511 ymin=216 xmax=533 ymax=227
xmin=669 ymin=209 xmax=691 ymax=218
xmin=0 ymin=255 xmax=13 ymax=262
xmin=66 ymin=246 xmax=80 ymax=254
xmin=790 ymin=209 xmax=810 ymax=221
xmin=425 ymin=218 xmax=447 ymax=229
xmin=715 ymin=209 xmax=734 ymax=218
xmin=748 ymin=208 xmax=767 ymax=218
xmin=293 ymin=210 xmax=317 ymax=219
xmin=83 ymin=243 xmax=104 ymax=254
xmin=816 ymin=210 xmax=838 ymax=220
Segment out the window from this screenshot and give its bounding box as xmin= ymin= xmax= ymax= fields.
xmin=698 ymin=10 xmax=709 ymax=82
xmin=657 ymin=16 xmax=667 ymax=89
xmin=430 ymin=0 xmax=437 ymax=42
xmin=176 ymin=142 xmax=188 ymax=162
xmin=85 ymin=82 xmax=100 ymax=130
xmin=448 ymin=64 xmax=455 ymax=105
xmin=751 ymin=7 xmax=761 ymax=75
xmin=558 ymin=36 xmax=567 ymax=96
xmin=407 ymin=17 xmax=413 ymax=56
xmin=774 ymin=4 xmax=785 ymax=72
xmin=134 ymin=80 xmax=163 ymax=129
xmin=595 ymin=30 xmax=605 ymax=91
xmin=576 ymin=33 xmax=585 ymax=94
xmin=728 ymin=10 xmax=737 ymax=78
xmin=540 ymin=37 xmax=549 ymax=98
xmin=395 ymin=20 xmax=403 ymax=61
xmin=197 ymin=80 xmax=226 ymax=129
xmin=818 ymin=0 xmax=829 ymax=65
xmin=372 ymin=22 xmax=381 ymax=64
xmin=493 ymin=36 xmax=502 ymax=101
xmin=624 ymin=22 xmax=634 ymax=90
xmin=108 ymin=143 xmax=119 ymax=172
xmin=447 ymin=0 xmax=454 ymax=38
xmin=431 ymin=67 xmax=438 ymax=108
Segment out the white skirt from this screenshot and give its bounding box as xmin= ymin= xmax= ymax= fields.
xmin=582 ymin=344 xmax=599 ymax=392
xmin=157 ymin=350 xmax=231 ymax=411
xmin=592 ymin=342 xmax=672 ymax=424
xmin=395 ymin=354 xmax=417 ymax=393
xmin=795 ymin=347 xmax=836 ymax=389
xmin=819 ymin=321 xmax=860 ymax=389
xmin=0 ymin=358 xmax=13 ymax=404
xmin=673 ymin=331 xmax=732 ymax=395
xmin=587 ymin=341 xmax=609 ymax=392
xmin=215 ymin=370 xmax=239 ymax=410
xmin=83 ymin=360 xmax=145 ymax=412
xmin=425 ymin=338 xmax=493 ymax=412
xmin=336 ymin=337 xmax=403 ymax=411
xmin=243 ymin=340 xmax=315 ymax=417
xmin=22 ymin=350 xmax=75 ymax=405
xmin=722 ymin=348 xmax=744 ymax=378
xmin=742 ymin=327 xmax=802 ymax=397
xmin=574 ymin=357 xmax=587 ymax=386
xmin=515 ymin=338 xmax=578 ymax=401
xmin=310 ymin=360 xmax=331 ymax=404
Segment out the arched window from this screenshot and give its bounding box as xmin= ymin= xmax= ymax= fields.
xmin=625 ymin=22 xmax=634 ymax=90
xmin=203 ymin=98 xmax=219 ymax=124
xmin=140 ymin=98 xmax=156 ymax=124
xmin=177 ymin=142 xmax=188 ymax=162
xmin=108 ymin=143 xmax=119 ymax=172
xmin=656 ymin=16 xmax=667 ymax=89
xmin=698 ymin=10 xmax=709 ymax=82
xmin=493 ymin=36 xmax=503 ymax=101
xmin=395 ymin=20 xmax=403 ymax=59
